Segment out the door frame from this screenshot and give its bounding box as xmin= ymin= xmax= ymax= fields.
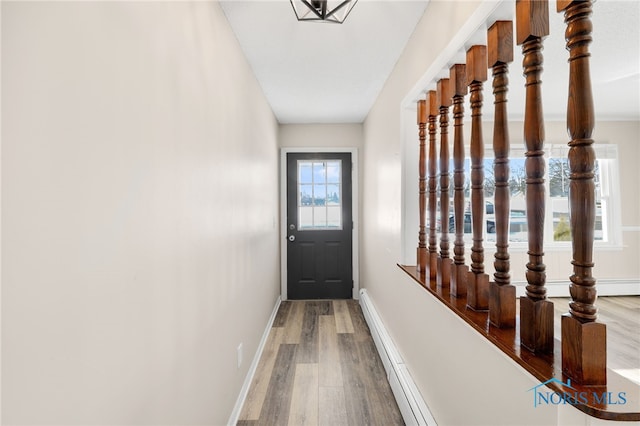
xmin=280 ymin=147 xmax=359 ymax=301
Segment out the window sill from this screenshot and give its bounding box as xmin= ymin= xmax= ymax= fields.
xmin=398 ymin=264 xmax=640 ymax=422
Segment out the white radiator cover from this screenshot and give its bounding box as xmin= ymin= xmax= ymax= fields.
xmin=359 ymin=289 xmax=438 ymax=426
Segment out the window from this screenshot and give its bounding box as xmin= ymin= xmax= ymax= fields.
xmin=298 ymin=160 xmax=342 ymax=230
xmin=434 ymin=144 xmax=621 ymax=247
xmin=545 ymin=144 xmax=621 ymax=247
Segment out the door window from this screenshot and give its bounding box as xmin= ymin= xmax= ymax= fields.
xmin=297 ymin=160 xmax=342 ymax=230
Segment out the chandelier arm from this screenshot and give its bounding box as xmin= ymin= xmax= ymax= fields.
xmin=298 ymin=0 xmax=324 ymax=19
xmin=290 ymin=0 xmax=357 ymax=23
xmin=325 ymin=0 xmax=351 ymax=19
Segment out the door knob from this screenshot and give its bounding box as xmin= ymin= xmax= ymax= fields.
xmin=288 ymin=235 xmax=295 ymax=242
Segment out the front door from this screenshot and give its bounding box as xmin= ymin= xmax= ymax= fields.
xmin=286 ymin=153 xmax=353 ymax=299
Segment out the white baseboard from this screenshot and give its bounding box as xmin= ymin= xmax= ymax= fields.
xmin=227 ymin=295 xmax=282 ymax=426
xmin=513 ymin=278 xmax=640 ymax=298
xmin=359 ymin=289 xmax=437 ymax=426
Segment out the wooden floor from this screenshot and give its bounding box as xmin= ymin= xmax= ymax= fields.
xmin=237 ymin=300 xmax=404 ymax=426
xmin=550 ymin=296 xmax=640 ymax=385
xmin=238 ymin=296 xmax=638 ymax=425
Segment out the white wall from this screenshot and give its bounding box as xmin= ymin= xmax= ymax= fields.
xmin=1 ymin=2 xmax=279 ymax=424
xmin=279 ymin=123 xmax=363 ymax=149
xmin=362 ymin=0 xmax=639 ymax=425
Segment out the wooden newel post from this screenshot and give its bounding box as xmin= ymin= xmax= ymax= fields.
xmin=465 ymin=45 xmax=490 ymax=311
xmin=517 ymin=0 xmax=554 ymax=353
xmin=488 ymin=21 xmax=516 ymax=328
xmin=557 ymin=0 xmax=606 ymax=385
xmin=417 ymin=100 xmax=428 ymax=275
xmin=427 ymin=91 xmax=439 ymax=283
xmin=449 ymin=64 xmax=469 ymax=298
xmin=437 ymin=78 xmax=453 ymax=289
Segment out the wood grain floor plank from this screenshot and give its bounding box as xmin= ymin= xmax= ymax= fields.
xmin=288 ymin=363 xmax=319 ymax=426
xmin=311 ymin=300 xmax=334 ymax=315
xmin=356 ymin=336 xmax=404 ymax=425
xmin=605 ymin=296 xmax=640 ymax=311
xmin=239 ymin=300 xmax=404 ymax=426
xmin=239 ymin=298 xmax=639 ymax=426
xmin=239 ymin=327 xmax=285 ymax=421
xmin=282 ymin=301 xmax=304 ymax=344
xmin=319 ymin=315 xmax=343 ymax=387
xmin=274 ymin=301 xmax=292 ymax=327
xmin=551 ymin=296 xmax=640 ymax=374
xmin=297 ymin=302 xmax=320 ymax=363
xmin=319 ymin=387 xmax=348 ymax=426
xmin=591 ymin=297 xmax=640 ymax=384
xmin=333 ymin=300 xmax=355 ymax=333
xmin=347 ymin=299 xmax=373 ymax=342
xmin=338 ymin=332 xmax=375 ymax=426
xmin=258 ymin=344 xmax=298 ymax=426
xmin=341 ymin=303 xmax=405 ymax=426
xmin=283 ymin=299 xmax=304 ymax=344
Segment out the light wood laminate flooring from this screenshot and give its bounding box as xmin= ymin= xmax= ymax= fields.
xmin=238 ymin=297 xmax=639 ymax=425
xmin=237 ymin=300 xmax=404 ymax=426
xmin=550 ymin=296 xmax=640 ymax=385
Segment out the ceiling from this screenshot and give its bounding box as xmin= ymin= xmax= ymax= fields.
xmin=220 ymin=0 xmax=639 ymax=124
xmin=219 ymin=0 xmax=429 ymax=123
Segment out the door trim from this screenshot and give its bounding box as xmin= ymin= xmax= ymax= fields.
xmin=280 ymin=147 xmax=359 ymax=300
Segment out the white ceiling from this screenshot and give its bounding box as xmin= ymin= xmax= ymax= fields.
xmin=219 ymin=0 xmax=429 ymax=123
xmin=220 ymin=0 xmax=640 ymax=124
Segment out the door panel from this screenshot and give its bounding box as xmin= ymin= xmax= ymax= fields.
xmin=287 ymin=152 xmax=352 ymax=299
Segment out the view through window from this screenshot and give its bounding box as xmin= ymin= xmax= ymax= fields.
xmin=298 ymin=160 xmax=342 ymax=230
xmin=430 ymin=145 xmax=617 ymax=246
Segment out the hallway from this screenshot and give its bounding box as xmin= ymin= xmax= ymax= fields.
xmin=237 ymin=300 xmax=404 ymax=426
xmin=3 ymin=2 xmax=639 ymax=424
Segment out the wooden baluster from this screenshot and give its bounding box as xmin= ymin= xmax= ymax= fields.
xmin=417 ymin=100 xmax=428 ymax=275
xmin=517 ymin=0 xmax=554 ymax=353
xmin=437 ymin=79 xmax=453 ymax=289
xmin=427 ymin=91 xmax=439 ymax=283
xmin=558 ymin=0 xmax=606 ymax=385
xmin=488 ymin=21 xmax=516 ymax=328
xmin=465 ymin=45 xmax=490 ymax=311
xmin=449 ymin=64 xmax=469 ymax=298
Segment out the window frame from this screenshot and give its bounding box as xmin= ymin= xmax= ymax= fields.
xmin=480 ymin=143 xmax=623 ymax=251
xmin=402 ymin=135 xmax=624 ymax=263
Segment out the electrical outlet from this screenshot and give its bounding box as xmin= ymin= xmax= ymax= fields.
xmin=237 ymin=343 xmax=243 ymax=369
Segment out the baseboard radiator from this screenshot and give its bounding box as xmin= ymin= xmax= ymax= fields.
xmin=359 ymin=289 xmax=437 ymax=426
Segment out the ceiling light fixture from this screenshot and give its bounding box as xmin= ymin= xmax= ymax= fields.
xmin=290 ymin=0 xmax=358 ymax=24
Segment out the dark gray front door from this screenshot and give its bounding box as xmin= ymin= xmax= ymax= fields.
xmin=286 ymin=153 xmax=353 ymax=299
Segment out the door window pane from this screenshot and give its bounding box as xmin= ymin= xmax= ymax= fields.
xmin=313 ymin=162 xmax=326 ymax=182
xmin=299 ymin=163 xmax=312 ymax=184
xmin=300 ymin=185 xmax=313 ymax=206
xmin=327 ymin=161 xmax=340 ymax=183
xmin=327 ymin=206 xmax=341 ymax=228
xmin=314 ymin=206 xmax=327 ymax=224
xmin=299 ymin=206 xmax=313 ymax=229
xmin=313 ymin=184 xmax=326 ymax=205
xmin=326 ymin=184 xmax=340 ymax=205
xmin=298 ymin=160 xmax=342 ymax=229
